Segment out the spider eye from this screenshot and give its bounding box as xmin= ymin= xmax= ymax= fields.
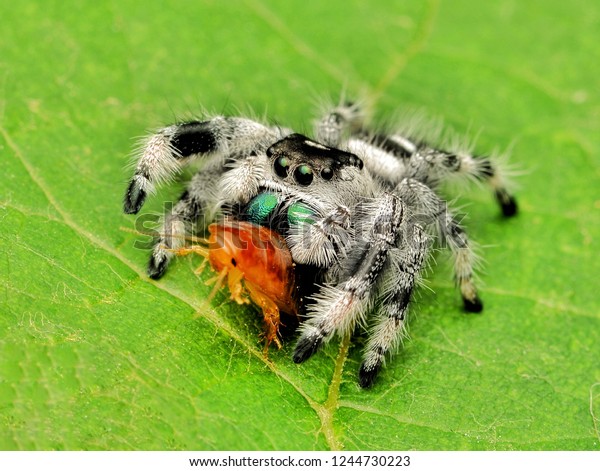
xmin=294 ymin=164 xmax=313 ymax=186
xmin=320 ymin=167 xmax=333 ymax=180
xmin=274 ymin=156 xmax=290 ymax=178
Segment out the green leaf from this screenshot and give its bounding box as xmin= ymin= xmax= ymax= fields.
xmin=1 ymin=0 xmax=599 ymax=450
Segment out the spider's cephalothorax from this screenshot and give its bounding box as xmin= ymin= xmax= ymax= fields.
xmin=123 ymin=101 xmax=517 ymax=388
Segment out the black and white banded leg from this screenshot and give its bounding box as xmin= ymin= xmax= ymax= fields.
xmin=293 ymin=193 xmax=403 ymax=364
xmin=148 ymin=169 xmax=221 ymax=279
xmin=124 ymin=117 xmax=282 ymax=214
xmin=359 ymin=224 xmax=428 ymax=388
xmin=317 ymin=101 xmax=519 ymax=219
xmin=396 ymin=178 xmax=482 ymax=312
xmin=441 ymin=210 xmax=482 ymax=312
xmin=403 ymin=147 xmax=518 ymax=217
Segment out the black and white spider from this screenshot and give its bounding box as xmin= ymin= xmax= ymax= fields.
xmin=123 ymin=100 xmax=517 ymax=388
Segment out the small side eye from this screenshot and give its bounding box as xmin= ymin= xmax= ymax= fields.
xmin=320 ymin=167 xmax=333 ymax=180
xmin=274 ymin=156 xmax=290 ymax=178
xmin=294 ymin=164 xmax=313 ymax=186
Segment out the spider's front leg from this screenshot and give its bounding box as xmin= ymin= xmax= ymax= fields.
xmin=147 ymin=148 xmax=274 ymax=279
xmin=124 ymin=116 xmax=283 ymax=278
xmin=123 ymin=116 xmax=282 ymax=214
xmin=293 ymin=193 xmax=403 ymax=366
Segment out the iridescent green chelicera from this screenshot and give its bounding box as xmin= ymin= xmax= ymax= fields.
xmin=245 ymin=192 xmax=279 ymax=224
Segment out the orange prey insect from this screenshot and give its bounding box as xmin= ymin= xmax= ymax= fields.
xmin=174 ymin=219 xmax=298 ymax=352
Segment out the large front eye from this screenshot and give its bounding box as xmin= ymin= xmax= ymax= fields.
xmin=274 ymin=156 xmax=290 ymax=178
xmin=294 ymin=164 xmax=313 ymax=186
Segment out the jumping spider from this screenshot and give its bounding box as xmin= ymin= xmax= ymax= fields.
xmin=123 ymin=101 xmax=517 ymax=388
